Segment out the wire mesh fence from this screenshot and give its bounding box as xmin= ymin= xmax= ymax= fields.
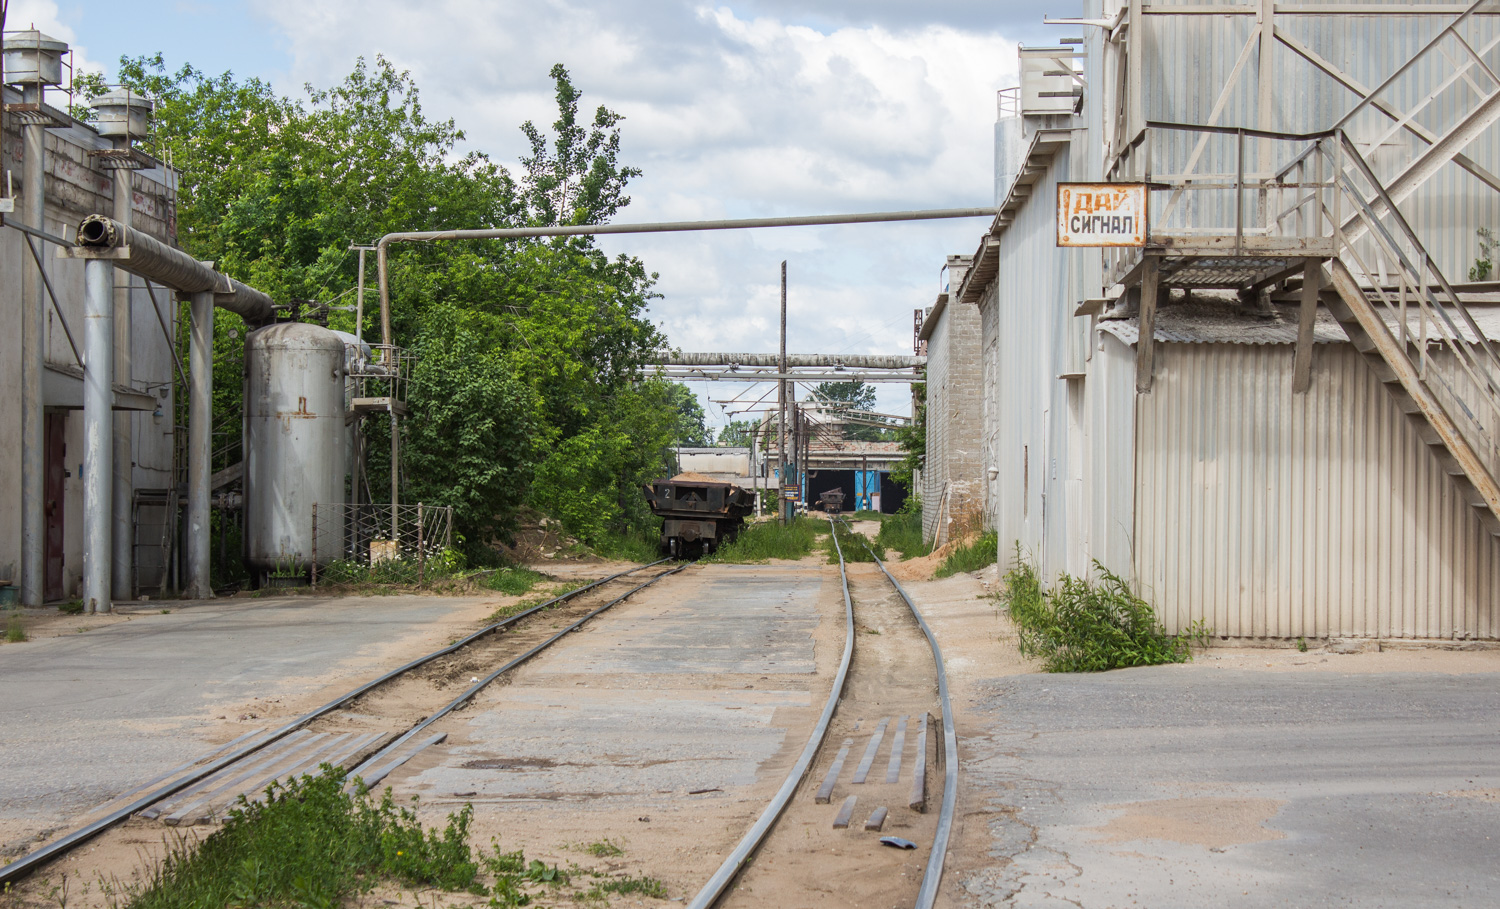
xmin=310 ymin=502 xmax=454 ymax=587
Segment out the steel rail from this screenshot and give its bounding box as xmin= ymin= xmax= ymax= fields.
xmin=849 ymin=523 xmax=959 ymax=909
xmin=686 ymin=517 xmax=856 ymax=909
xmin=0 ymin=559 xmax=673 ymax=886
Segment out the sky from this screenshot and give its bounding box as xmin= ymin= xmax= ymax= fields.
xmin=12 ymin=0 xmax=1081 ymax=430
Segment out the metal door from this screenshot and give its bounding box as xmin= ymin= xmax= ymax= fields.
xmin=44 ymin=412 xmax=66 ymax=602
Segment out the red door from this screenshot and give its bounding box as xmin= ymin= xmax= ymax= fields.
xmin=44 ymin=412 xmax=66 ymax=602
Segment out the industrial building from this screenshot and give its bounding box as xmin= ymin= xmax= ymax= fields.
xmin=0 ymin=30 xmax=410 ymax=611
xmin=924 ymin=0 xmax=1500 ymax=641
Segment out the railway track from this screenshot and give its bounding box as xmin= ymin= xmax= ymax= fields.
xmin=0 ymin=559 xmax=686 ymax=886
xmin=688 ymin=517 xmax=958 ymax=909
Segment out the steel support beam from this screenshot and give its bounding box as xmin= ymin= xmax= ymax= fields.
xmin=185 ymin=291 xmax=215 ymax=599
xmin=19 ymin=95 xmax=45 ymax=606
xmin=1292 ymin=258 xmax=1323 ymax=393
xmin=82 ymin=259 xmax=114 ymax=614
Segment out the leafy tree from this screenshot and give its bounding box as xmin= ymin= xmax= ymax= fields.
xmin=101 ymin=54 xmax=671 ymax=559
xmin=890 ymin=381 xmax=926 ymax=494
xmin=809 ymin=380 xmax=877 ymax=412
xmin=665 ymin=383 xmax=713 ymax=447
xmin=716 ymin=419 xmax=760 ymax=448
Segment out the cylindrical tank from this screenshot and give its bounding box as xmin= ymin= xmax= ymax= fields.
xmin=244 ymin=323 xmax=347 ymax=579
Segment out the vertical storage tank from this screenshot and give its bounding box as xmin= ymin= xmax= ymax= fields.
xmin=244 ymin=323 xmax=347 ymax=581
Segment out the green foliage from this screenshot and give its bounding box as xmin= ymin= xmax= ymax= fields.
xmin=707 ymin=518 xmax=821 ymax=563
xmin=827 ymin=521 xmax=885 ymax=563
xmin=891 ymin=382 xmax=925 ymax=493
xmin=850 ymin=509 xmax=884 ymax=521
xmin=999 ymin=546 xmax=1206 ymax=672
xmin=404 ymin=307 xmax=538 ymax=552
xmin=483 ymin=566 xmax=549 ymax=596
xmin=584 ymin=840 xmax=623 ymax=857
xmin=588 ymin=529 xmax=661 ymax=563
xmin=5 ymin=617 xmax=25 ymax=643
xmin=58 ymin=599 xmax=85 ymax=616
xmin=110 ymin=53 xmax=673 ymax=556
xmin=125 ymin=768 xmax=479 ymax=909
xmin=664 ymin=382 xmax=713 ymax=448
xmin=716 ymin=419 xmax=761 ymax=448
xmin=934 ymin=531 xmax=999 ymax=578
xmin=1471 ymin=227 xmax=1497 ymax=281
xmin=808 ymin=381 xmax=893 ymax=441
xmin=876 ymin=508 xmax=924 ymax=559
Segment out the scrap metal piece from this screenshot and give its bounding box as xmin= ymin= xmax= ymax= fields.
xmin=880 ymin=836 xmax=918 ymax=850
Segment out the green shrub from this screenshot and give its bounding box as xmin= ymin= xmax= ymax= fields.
xmin=5 ymin=617 xmax=25 ymax=643
xmin=849 ymin=509 xmax=884 ymax=521
xmin=999 ymin=545 xmax=1207 ymax=672
xmin=875 ymin=510 xmax=924 ymax=559
xmin=58 ymin=599 xmax=85 ymax=616
xmin=126 ymin=768 xmax=480 ymax=909
xmin=934 ymin=531 xmax=999 ymax=578
xmin=708 ymin=517 xmax=821 ymax=563
xmin=589 ymin=529 xmax=661 ymax=563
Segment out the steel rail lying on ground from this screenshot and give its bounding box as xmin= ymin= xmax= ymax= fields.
xmin=686 ymin=518 xmax=856 ymax=909
xmin=850 ymin=525 xmax=959 ymax=909
xmin=0 ymin=559 xmax=672 ymax=887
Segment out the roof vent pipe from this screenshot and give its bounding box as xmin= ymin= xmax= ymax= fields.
xmin=88 ymin=88 xmax=153 ymax=143
xmin=2 ymin=30 xmax=67 ymax=87
xmin=74 ymin=214 xmax=276 ymax=323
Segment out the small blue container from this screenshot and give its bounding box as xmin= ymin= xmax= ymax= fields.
xmin=0 ymin=586 xmax=19 ymax=607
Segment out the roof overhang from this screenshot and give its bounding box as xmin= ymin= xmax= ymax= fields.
xmin=958 ymin=127 xmax=1074 ymax=304
xmin=43 ymin=363 xmax=158 ymax=411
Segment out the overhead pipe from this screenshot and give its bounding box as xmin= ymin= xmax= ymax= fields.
xmin=373 ymin=207 xmax=998 ymax=355
xmin=656 ymin=352 xmax=926 ymax=369
xmin=73 ymin=214 xmax=279 ymax=602
xmin=74 ymin=215 xmax=276 ymax=323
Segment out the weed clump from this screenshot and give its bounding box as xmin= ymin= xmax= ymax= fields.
xmin=5 ymin=616 xmax=25 ymax=643
xmin=826 ymin=520 xmax=886 ymax=563
xmin=126 ymin=768 xmax=480 ymax=909
xmin=483 ymin=566 xmax=549 ymax=596
xmin=999 ymin=545 xmax=1208 ymax=672
xmin=934 ymin=531 xmax=1000 ymax=578
xmin=875 ymin=509 xmax=925 ymax=560
xmin=707 ymin=517 xmax=821 ymax=563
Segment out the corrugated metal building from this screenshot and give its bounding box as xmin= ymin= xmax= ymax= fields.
xmin=942 ymin=0 xmax=1500 ymax=640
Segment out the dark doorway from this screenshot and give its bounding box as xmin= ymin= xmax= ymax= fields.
xmin=879 ymin=472 xmax=908 ymax=514
xmin=44 ymin=412 xmax=67 ymax=602
xmin=805 ymin=469 xmax=855 ymax=512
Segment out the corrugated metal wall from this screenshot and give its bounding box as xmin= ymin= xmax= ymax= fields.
xmin=1135 ymin=341 xmax=1500 ymax=640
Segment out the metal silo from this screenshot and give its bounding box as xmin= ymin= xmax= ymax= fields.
xmin=244 ymin=323 xmax=347 ymax=582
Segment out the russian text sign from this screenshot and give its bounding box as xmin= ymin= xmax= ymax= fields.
xmin=1057 ymin=183 xmax=1147 ymax=247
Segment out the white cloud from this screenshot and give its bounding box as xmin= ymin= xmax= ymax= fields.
xmin=255 ymin=0 xmax=1018 ymax=423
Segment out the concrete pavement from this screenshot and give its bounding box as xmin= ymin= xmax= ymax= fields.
xmin=958 ymin=667 xmax=1500 ymax=908
xmin=0 ymin=594 xmax=498 ymax=851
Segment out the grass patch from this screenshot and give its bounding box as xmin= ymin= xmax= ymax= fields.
xmin=849 ymin=509 xmax=884 ymax=522
xmin=5 ymin=616 xmax=25 ymax=643
xmin=998 ymin=545 xmax=1209 ymax=672
xmin=482 ymin=565 xmax=549 ymax=596
xmin=706 ymin=517 xmax=822 ymax=563
xmin=827 ymin=520 xmax=885 ymax=563
xmin=585 ymin=875 xmax=668 ymax=899
xmin=58 ymin=599 xmax=85 ymax=615
xmin=583 ymin=839 xmax=623 ymax=857
xmin=482 ymin=584 xmax=569 ymax=624
xmin=125 ymin=768 xmax=481 ymax=909
xmin=876 ymin=510 xmax=925 ymax=560
xmin=587 ymin=529 xmax=661 ymax=563
xmin=934 ymin=531 xmax=999 ymax=578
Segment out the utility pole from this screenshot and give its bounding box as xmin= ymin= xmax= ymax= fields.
xmin=778 ymin=261 xmax=789 ymax=525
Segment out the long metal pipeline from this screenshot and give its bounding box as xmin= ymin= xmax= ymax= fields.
xmin=656 ymin=352 xmax=926 ymax=369
xmin=374 ymin=207 xmax=999 ymax=353
xmin=74 ymin=215 xmax=276 ymax=323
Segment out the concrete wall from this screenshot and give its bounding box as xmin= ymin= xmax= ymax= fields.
xmin=0 ymin=99 xmax=179 ymax=598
